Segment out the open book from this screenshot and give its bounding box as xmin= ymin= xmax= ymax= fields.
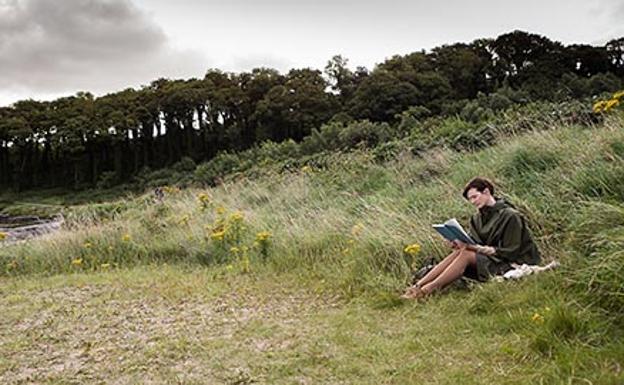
xmin=432 ymin=218 xmax=476 ymax=245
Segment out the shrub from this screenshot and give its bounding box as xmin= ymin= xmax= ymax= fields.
xmin=338 ymin=120 xmax=394 ymax=149
xmin=194 ymin=152 xmax=242 ymax=184
xmin=172 ymin=157 xmax=197 ymax=172
xmin=433 ymin=117 xmax=495 ymax=151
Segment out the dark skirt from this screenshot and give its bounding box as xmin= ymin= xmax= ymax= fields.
xmin=464 ymin=253 xmax=512 ymax=282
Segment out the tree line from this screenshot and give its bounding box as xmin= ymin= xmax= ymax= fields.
xmin=1 ymin=30 xmax=623 ymax=191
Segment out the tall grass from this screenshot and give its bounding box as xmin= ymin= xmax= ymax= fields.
xmin=1 ymin=115 xmax=624 ymax=311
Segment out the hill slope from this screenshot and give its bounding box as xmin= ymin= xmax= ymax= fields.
xmin=1 ymin=115 xmax=623 ymax=384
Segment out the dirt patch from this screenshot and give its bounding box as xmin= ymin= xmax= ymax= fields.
xmin=0 ymin=279 xmax=340 ymax=384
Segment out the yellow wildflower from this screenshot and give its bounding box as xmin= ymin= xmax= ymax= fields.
xmin=531 ymin=312 xmax=545 ymax=324
xmin=255 ymin=231 xmax=271 ymax=242
xmin=101 ymin=263 xmax=110 ymax=268
xmin=241 ymin=256 xmax=250 ymax=273
xmin=613 ymin=90 xmax=624 ymax=100
xmin=0 ymin=232 xmax=7 ymax=241
xmin=198 ymin=192 xmax=211 ymax=203
xmin=72 ymin=258 xmax=83 ymax=266
xmin=216 ymin=206 xmax=226 ymax=215
xmin=230 ymin=246 xmax=240 ymax=254
xmin=404 ymin=243 xmax=421 ymax=256
xmin=593 ymin=100 xmax=607 ymax=113
xmin=179 ymin=215 xmax=190 ymax=225
xmin=84 ymin=242 xmax=92 ymax=248
xmin=226 ymin=264 xmax=234 ymax=271
xmin=121 ymin=234 xmax=131 ymax=242
xmin=605 ymin=98 xmax=620 ymax=111
xmin=229 ymin=211 xmax=244 ymax=223
xmin=301 ymin=165 xmax=312 ymax=173
xmin=210 ymin=230 xmax=226 ymax=241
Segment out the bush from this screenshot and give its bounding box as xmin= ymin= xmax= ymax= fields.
xmin=172 ymin=157 xmax=197 ymax=172
xmin=194 ymin=152 xmax=242 ymax=184
xmin=433 ymin=117 xmax=495 ymax=151
xmin=338 ymin=120 xmax=394 ymax=149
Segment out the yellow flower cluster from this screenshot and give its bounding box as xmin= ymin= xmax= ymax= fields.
xmin=178 ymin=215 xmax=190 ymax=225
xmin=0 ymin=232 xmax=7 ymax=241
xmin=72 ymin=258 xmax=83 ymax=266
xmin=531 ymin=306 xmax=551 ymax=324
xmin=403 ymin=243 xmax=421 ymax=256
xmin=229 ymin=211 xmax=244 ymax=223
xmin=210 ymin=229 xmax=226 ymax=241
xmin=162 ymin=185 xmax=180 ymax=194
xmin=593 ymin=90 xmax=623 ymax=113
xmin=197 ymin=192 xmax=211 ymax=210
xmin=121 ymin=234 xmax=131 ymax=242
xmin=255 ymin=231 xmax=271 ymax=242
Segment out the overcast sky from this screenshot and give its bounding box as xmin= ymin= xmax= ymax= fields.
xmin=1 ymin=0 xmax=623 ymax=107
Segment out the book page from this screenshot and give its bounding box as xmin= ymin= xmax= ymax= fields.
xmin=444 ymin=218 xmax=475 ymax=244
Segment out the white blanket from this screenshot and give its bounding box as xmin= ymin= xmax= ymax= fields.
xmin=493 ymin=261 xmax=560 ymax=281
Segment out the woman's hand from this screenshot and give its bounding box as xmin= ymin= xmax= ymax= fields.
xmin=448 ymin=240 xmax=467 ymax=249
xmin=476 ymin=245 xmax=496 ymax=256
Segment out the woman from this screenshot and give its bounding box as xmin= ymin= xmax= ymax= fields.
xmin=402 ymin=177 xmax=541 ymax=299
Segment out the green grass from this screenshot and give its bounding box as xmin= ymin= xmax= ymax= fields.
xmin=1 ymin=114 xmax=624 ymax=383
xmin=0 ymin=265 xmax=621 ymax=384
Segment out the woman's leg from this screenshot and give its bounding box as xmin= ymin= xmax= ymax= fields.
xmin=416 ymin=249 xmax=462 ymax=288
xmin=421 ymin=248 xmax=477 ymax=294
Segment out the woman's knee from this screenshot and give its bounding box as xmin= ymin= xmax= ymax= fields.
xmin=459 ymin=248 xmax=477 ymax=264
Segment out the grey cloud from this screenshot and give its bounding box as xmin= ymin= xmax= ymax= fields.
xmin=0 ymin=0 xmax=206 ymax=103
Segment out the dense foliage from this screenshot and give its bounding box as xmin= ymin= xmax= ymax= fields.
xmin=1 ymin=30 xmax=623 ymax=191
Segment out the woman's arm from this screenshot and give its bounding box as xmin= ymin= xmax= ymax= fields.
xmin=474 ymin=244 xmax=496 ymax=256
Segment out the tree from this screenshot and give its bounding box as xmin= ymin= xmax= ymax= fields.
xmin=431 ymin=43 xmax=492 ymax=99
xmin=254 ymin=68 xmax=337 ymax=142
xmin=491 ymin=30 xmax=566 ymax=91
xmin=348 ymin=71 xmax=421 ymax=122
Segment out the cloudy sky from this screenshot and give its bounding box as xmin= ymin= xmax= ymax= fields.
xmin=1 ymin=0 xmax=623 ymax=107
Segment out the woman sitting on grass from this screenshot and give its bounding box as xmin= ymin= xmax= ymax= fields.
xmin=402 ymin=177 xmax=541 ymax=300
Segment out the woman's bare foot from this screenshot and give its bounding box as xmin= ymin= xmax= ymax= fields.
xmin=400 ymin=285 xmax=426 ymax=300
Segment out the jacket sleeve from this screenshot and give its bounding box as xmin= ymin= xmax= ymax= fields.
xmin=494 ymin=212 xmax=524 ymax=262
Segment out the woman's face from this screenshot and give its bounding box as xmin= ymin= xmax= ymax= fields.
xmin=466 ymin=187 xmax=490 ymax=210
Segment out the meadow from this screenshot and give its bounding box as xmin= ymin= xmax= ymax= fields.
xmin=1 ymin=111 xmax=623 ymax=384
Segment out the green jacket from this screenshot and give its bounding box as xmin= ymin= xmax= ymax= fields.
xmin=468 ymin=199 xmax=541 ymax=265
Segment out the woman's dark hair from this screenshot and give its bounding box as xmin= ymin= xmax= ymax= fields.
xmin=462 ymin=177 xmax=495 ymax=199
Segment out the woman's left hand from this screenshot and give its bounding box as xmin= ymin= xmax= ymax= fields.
xmin=477 ymin=245 xmax=496 ymax=256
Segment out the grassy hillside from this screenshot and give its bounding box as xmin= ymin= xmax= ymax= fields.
xmin=1 ymin=113 xmax=623 ymax=384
